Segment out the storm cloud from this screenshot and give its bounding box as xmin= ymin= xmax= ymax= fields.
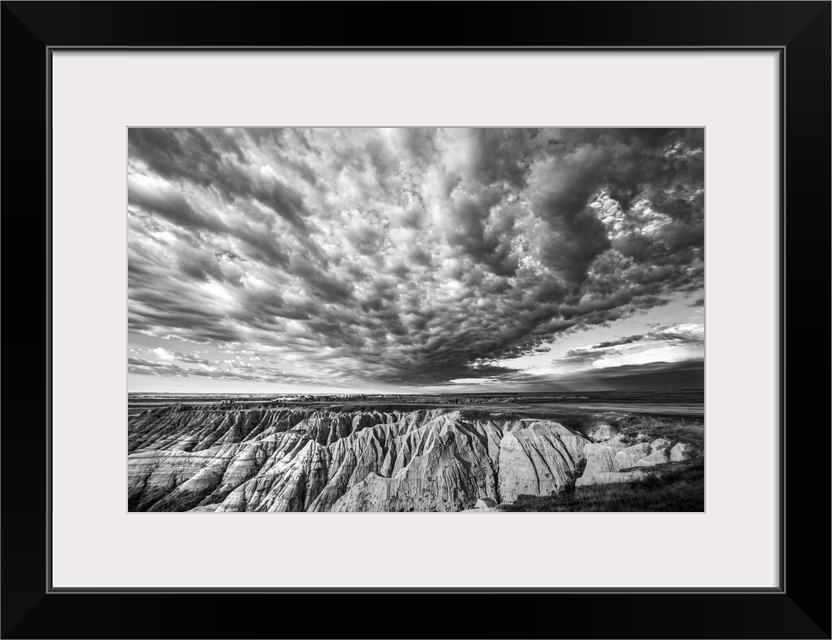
xmin=128 ymin=128 xmax=704 ymax=390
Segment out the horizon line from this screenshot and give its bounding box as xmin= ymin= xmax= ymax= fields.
xmin=128 ymin=388 xmax=705 ymax=396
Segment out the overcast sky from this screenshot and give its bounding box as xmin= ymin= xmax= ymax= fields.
xmin=128 ymin=128 xmax=704 ymax=394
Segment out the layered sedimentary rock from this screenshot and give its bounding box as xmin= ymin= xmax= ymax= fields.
xmin=634 ymin=449 xmax=671 ymax=467
xmin=649 ymin=438 xmax=673 ymax=453
xmin=128 ymin=404 xmax=589 ymax=513
xmin=615 ymin=443 xmax=652 ymax=470
xmin=577 ymin=434 xmax=702 ymax=486
xmin=581 ymin=436 xmax=629 ymax=475
xmin=670 ymin=442 xmax=698 ymax=461
xmin=587 ymin=423 xmax=619 ymax=443
xmin=497 ymin=422 xmax=587 ymax=502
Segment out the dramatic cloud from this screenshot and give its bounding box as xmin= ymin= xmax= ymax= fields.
xmin=493 ymin=359 xmax=705 ymax=393
xmin=128 ymin=128 xmax=704 ymax=391
xmin=557 ymin=324 xmax=703 ymax=369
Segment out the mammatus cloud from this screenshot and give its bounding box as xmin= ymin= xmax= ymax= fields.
xmin=128 ymin=128 xmax=704 ymax=390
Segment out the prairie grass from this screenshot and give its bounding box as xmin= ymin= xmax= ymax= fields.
xmin=501 ymin=458 xmax=704 ymax=512
xmin=615 ymin=414 xmax=704 ymax=448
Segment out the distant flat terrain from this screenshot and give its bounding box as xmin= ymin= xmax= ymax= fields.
xmin=528 ymin=402 xmax=703 ymax=417
xmin=128 ymin=390 xmax=704 ymax=418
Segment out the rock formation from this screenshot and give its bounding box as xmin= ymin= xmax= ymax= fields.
xmin=634 ymin=449 xmax=671 ymax=467
xmin=129 ymin=403 xmax=703 ymax=510
xmin=649 ymin=438 xmax=673 ymax=453
xmin=576 ymin=435 xmax=702 ymax=486
xmin=670 ymin=442 xmax=698 ymax=461
xmin=615 ymin=443 xmax=652 ymax=470
xmin=587 ymin=423 xmax=619 ymax=442
xmin=128 ymin=404 xmax=589 ymax=512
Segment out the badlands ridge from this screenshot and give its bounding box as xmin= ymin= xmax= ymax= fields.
xmin=128 ymin=403 xmax=699 ymax=512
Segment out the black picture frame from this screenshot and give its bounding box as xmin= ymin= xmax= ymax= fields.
xmin=2 ymin=2 xmax=829 ymax=638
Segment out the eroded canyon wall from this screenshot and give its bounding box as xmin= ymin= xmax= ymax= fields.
xmin=128 ymin=404 xmax=588 ymax=512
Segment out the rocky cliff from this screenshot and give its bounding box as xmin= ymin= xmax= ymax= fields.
xmin=128 ymin=404 xmax=589 ymax=512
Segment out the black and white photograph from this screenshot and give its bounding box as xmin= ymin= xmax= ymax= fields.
xmin=127 ymin=127 xmax=705 ymax=513
xmin=6 ymin=0 xmax=827 ymax=633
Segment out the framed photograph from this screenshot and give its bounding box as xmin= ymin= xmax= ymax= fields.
xmin=2 ymin=1 xmax=829 ymax=638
